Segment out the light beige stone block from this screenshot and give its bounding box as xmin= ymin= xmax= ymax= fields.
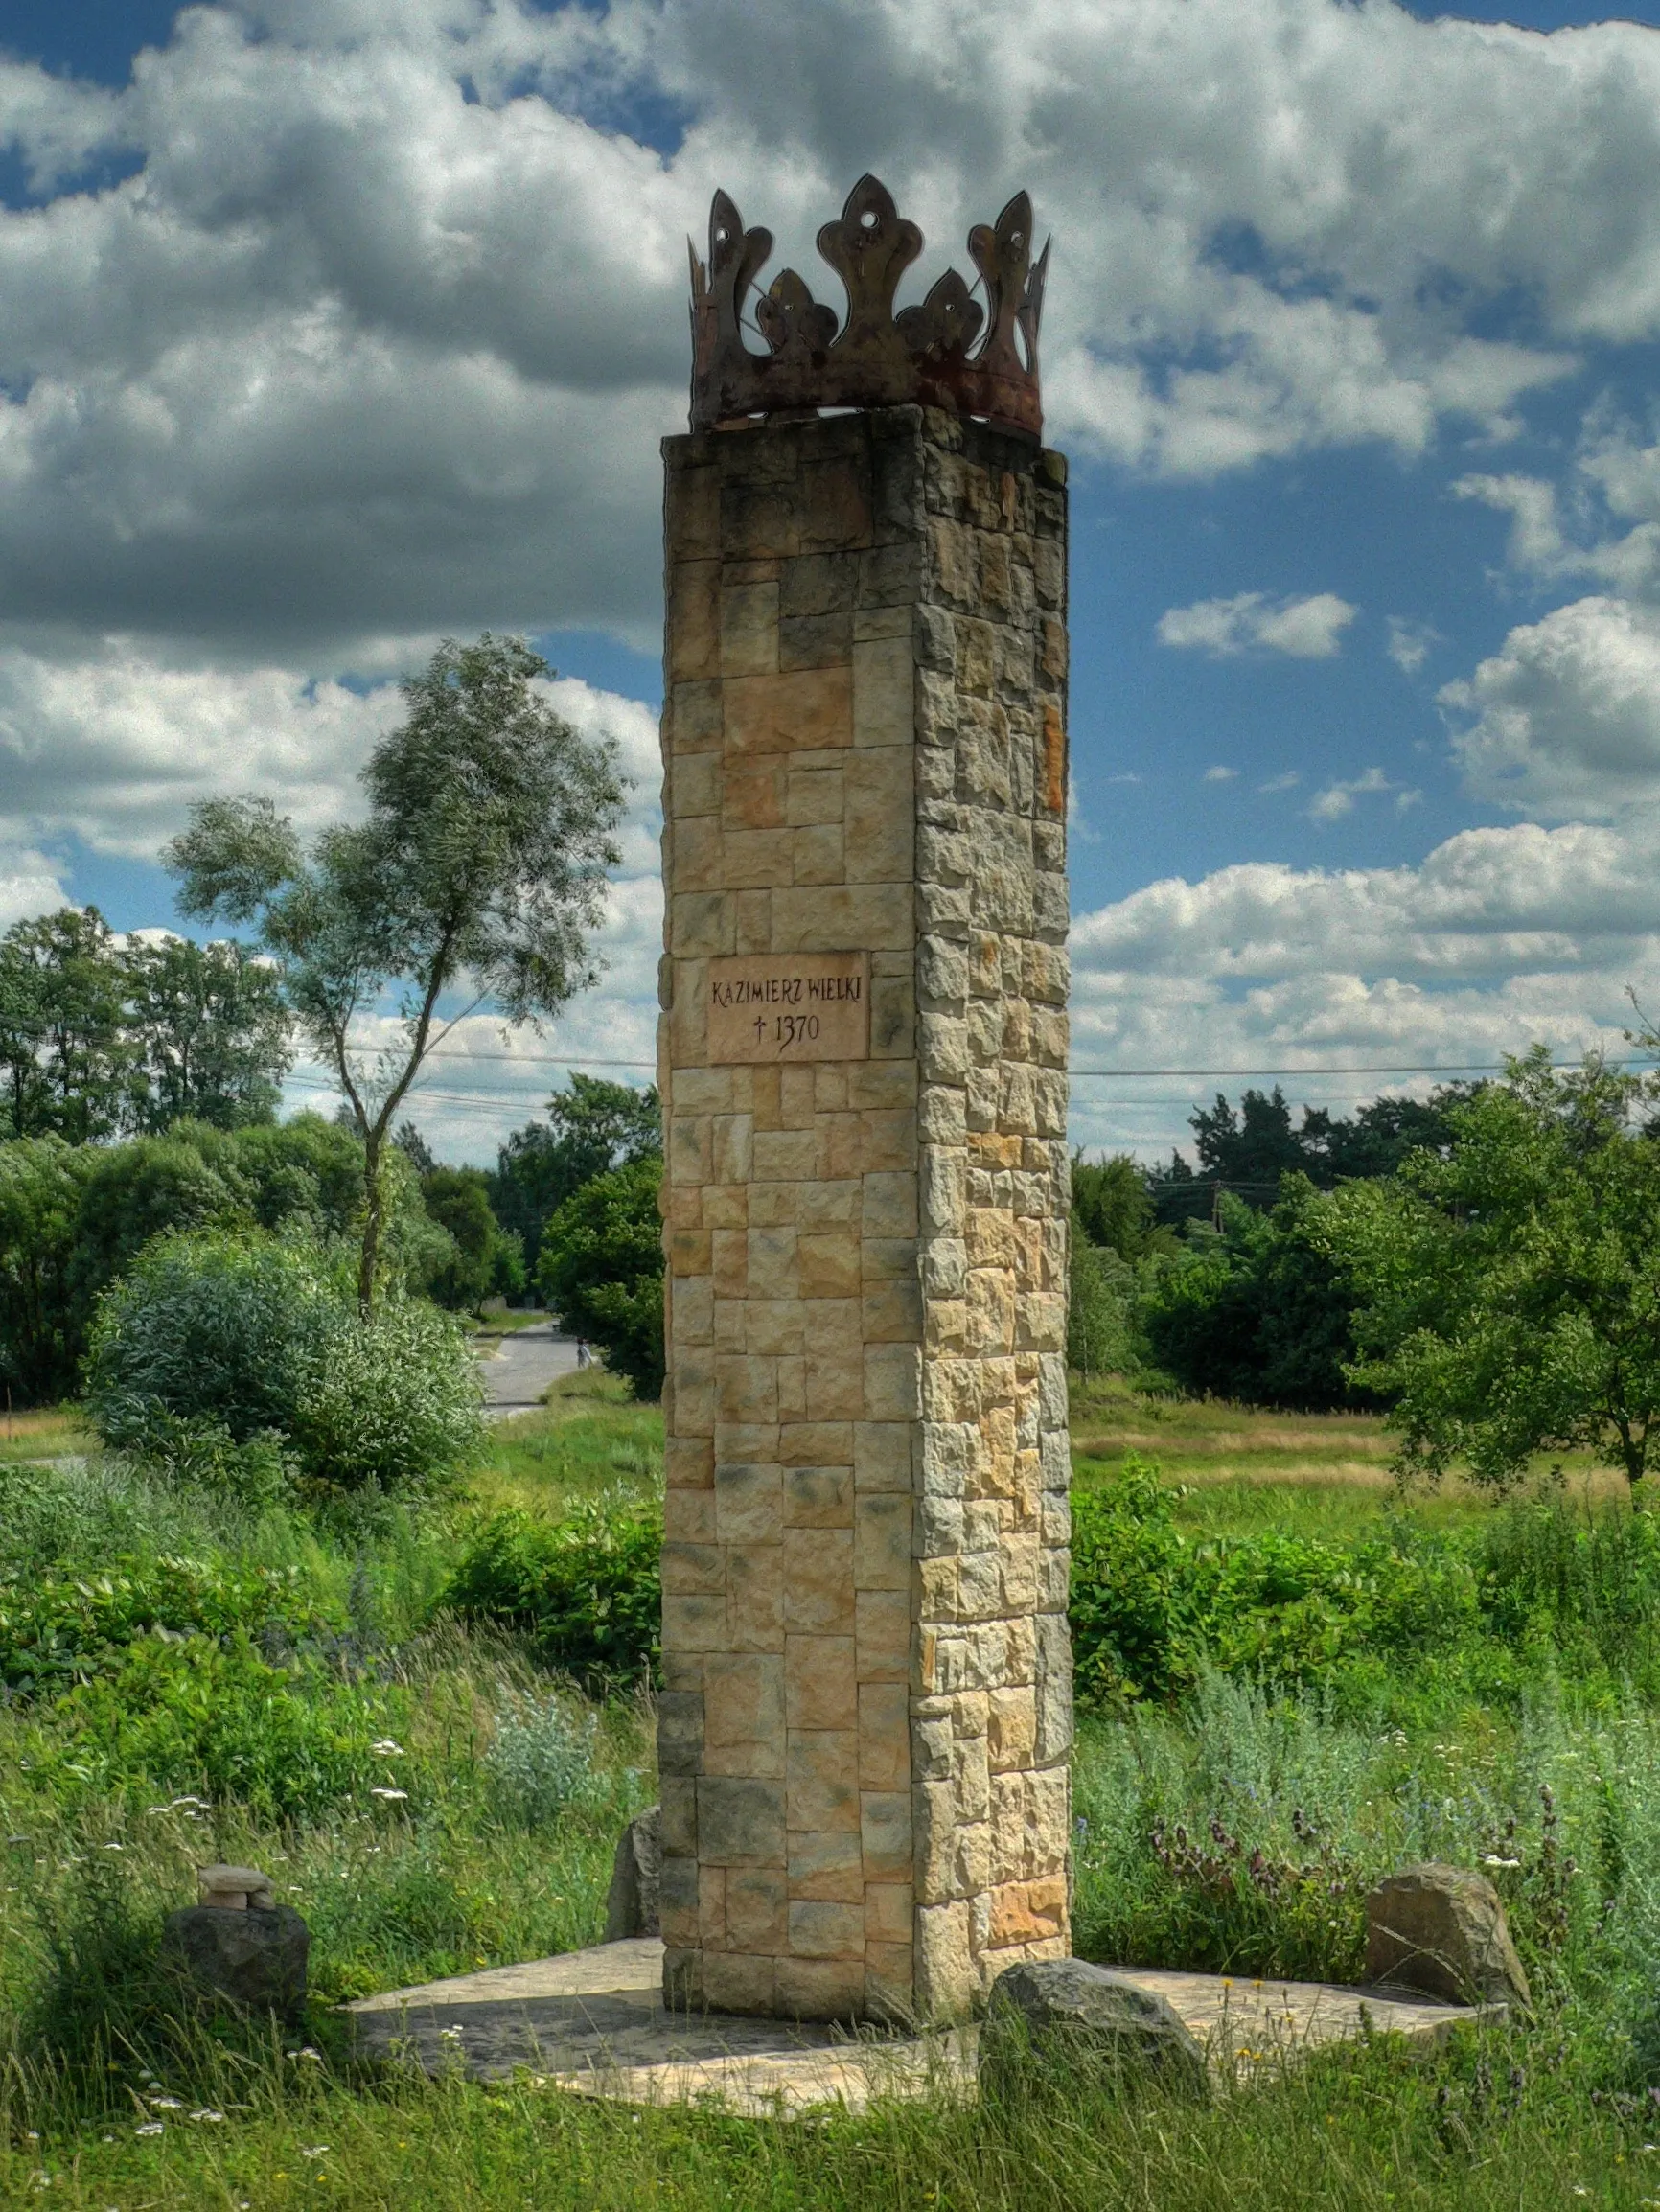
xmin=789 ymin=1828 xmax=865 ymax=1903
xmin=725 ymin=668 xmax=853 ymax=755
xmin=785 ymin=1635 xmax=857 ymax=1732
xmin=783 ymin=1465 xmax=854 ymax=1527
xmin=789 ymin=1901 xmax=865 ymax=1959
xmin=787 ymin=1728 xmax=860 ymax=1832
xmin=784 ymin=1527 xmax=855 ymax=1636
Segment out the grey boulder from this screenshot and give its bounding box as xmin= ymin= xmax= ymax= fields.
xmin=160 ymin=1904 xmax=310 ymax=2019
xmin=604 ymin=1805 xmax=662 ymax=1941
xmin=1366 ymin=1864 xmax=1531 ymax=2010
xmin=983 ymin=1959 xmax=1207 ymax=2094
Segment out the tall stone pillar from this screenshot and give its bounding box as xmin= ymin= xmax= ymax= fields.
xmin=657 ymin=182 xmax=1072 ymax=2025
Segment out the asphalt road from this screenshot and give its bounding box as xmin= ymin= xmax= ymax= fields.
xmin=476 ymin=1321 xmax=583 ymax=1420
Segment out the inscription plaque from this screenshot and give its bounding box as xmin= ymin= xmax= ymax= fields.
xmin=706 ymin=951 xmax=870 ymax=1064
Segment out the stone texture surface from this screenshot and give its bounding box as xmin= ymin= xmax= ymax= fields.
xmin=1366 ymin=1864 xmax=1532 ymax=2009
xmin=982 ymin=1960 xmax=1207 ymax=2094
xmin=658 ymin=406 xmax=1072 ymax=2022
xmin=347 ymin=1939 xmax=1495 ymax=2113
xmin=161 ymin=1904 xmax=309 ymax=2016
xmin=196 ymin=1863 xmax=275 ymax=1910
xmin=605 ymin=1806 xmax=664 ymax=1941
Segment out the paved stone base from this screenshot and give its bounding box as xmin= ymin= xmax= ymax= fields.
xmin=344 ymin=1940 xmax=1496 ymax=2116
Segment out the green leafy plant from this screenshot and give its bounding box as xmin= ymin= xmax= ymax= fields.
xmin=41 ymin=1632 xmax=406 ymax=1821
xmin=445 ymin=1498 xmax=662 ymax=1686
xmin=84 ymin=1230 xmax=341 ymax=1452
xmin=0 ymin=1555 xmax=338 ymax=1694
xmin=538 ymin=1154 xmax=664 ymax=1398
xmin=288 ymin=1295 xmax=483 ymax=1493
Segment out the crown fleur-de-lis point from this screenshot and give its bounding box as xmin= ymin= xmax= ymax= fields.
xmin=689 ymin=175 xmax=1049 ymax=438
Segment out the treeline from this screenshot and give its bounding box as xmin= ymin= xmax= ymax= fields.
xmin=1072 ymin=1081 xmax=1479 ymax=1411
xmin=0 ymin=908 xmax=289 ymax=1140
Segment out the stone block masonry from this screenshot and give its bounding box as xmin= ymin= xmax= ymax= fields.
xmin=657 ymin=403 xmax=1072 ymax=2023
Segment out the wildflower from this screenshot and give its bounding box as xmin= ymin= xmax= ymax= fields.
xmin=189 ymin=2109 xmax=225 ymax=2123
xmin=147 ymin=2095 xmax=183 ymax=2109
xmin=134 ymin=2123 xmax=163 ymax=2137
xmin=1481 ymin=1855 xmax=1521 ymax=1870
xmin=371 ymin=1740 xmax=405 ymax=1757
xmin=299 ymin=2146 xmax=330 ymax=2159
xmin=371 ymin=1786 xmax=409 ymax=1802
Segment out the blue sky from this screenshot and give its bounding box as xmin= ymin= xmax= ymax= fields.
xmin=6 ymin=0 xmax=1660 ymax=1161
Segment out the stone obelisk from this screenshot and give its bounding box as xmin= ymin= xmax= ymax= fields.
xmin=656 ymin=177 xmax=1072 ymax=2023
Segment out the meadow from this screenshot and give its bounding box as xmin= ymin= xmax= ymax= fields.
xmin=1 ymin=1379 xmax=1659 ymax=2206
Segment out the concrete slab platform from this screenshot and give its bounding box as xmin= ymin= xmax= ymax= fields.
xmin=344 ymin=1939 xmax=1495 ymax=2117
xmin=344 ymin=1939 xmax=974 ymax=2116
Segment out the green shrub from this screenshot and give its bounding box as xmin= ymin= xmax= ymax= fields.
xmin=538 ymin=1155 xmax=664 ymax=1399
xmin=85 ymin=1231 xmax=481 ymax=1496
xmin=84 ymin=1231 xmax=341 ymax=1450
xmin=289 ymin=1296 xmax=483 ymax=1493
xmin=485 ymin=1693 xmax=612 ymax=1825
xmin=0 ymin=1555 xmax=338 ymax=1694
xmin=1070 ymin=1456 xmax=1480 ymax=1703
xmin=41 ymin=1632 xmax=404 ymax=1821
xmin=445 ymin=1499 xmax=662 ymax=1685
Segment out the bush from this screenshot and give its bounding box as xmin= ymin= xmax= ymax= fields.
xmin=83 ymin=1230 xmax=340 ymax=1450
xmin=0 ymin=1555 xmax=338 ymax=1695
xmin=485 ymin=1693 xmax=609 ymax=1824
xmin=42 ymin=1632 xmax=404 ymax=1821
xmin=85 ymin=1230 xmax=482 ymax=1496
xmin=289 ymin=1296 xmax=483 ymax=1493
xmin=445 ymin=1498 xmax=662 ymax=1686
xmin=1070 ymin=1456 xmax=1480 ymax=1704
xmin=538 ymin=1155 xmax=664 ymax=1398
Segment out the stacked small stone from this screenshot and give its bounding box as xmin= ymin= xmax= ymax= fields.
xmin=657 ymin=403 xmax=1071 ymax=2023
xmin=909 ymin=423 xmax=1072 ymax=2019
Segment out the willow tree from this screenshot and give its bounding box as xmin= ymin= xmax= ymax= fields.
xmin=166 ymin=634 xmax=625 ymax=1310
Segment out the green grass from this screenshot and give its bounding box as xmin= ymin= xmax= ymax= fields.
xmin=0 ymin=2023 xmax=1651 ymax=2211
xmin=471 ymin=1376 xmax=663 ymax=1515
xmin=0 ymin=1403 xmax=93 ymax=1467
xmin=6 ymin=1380 xmax=1660 ymax=2204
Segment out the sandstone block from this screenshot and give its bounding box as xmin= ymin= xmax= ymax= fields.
xmin=784 ymin=1527 xmax=856 ymax=1635
xmin=725 ymin=668 xmax=852 ymax=754
xmin=785 ymin=1634 xmax=857 ymax=1732
xmin=696 ymin=1778 xmax=785 ymax=1868
xmin=1366 ymin=1866 xmax=1531 ymax=2009
xmin=982 ymin=1961 xmax=1206 ymax=2095
xmin=604 ymin=1806 xmax=663 ymax=1940
xmin=787 ymin=1728 xmax=860 ymax=1832
xmin=725 ymin=1866 xmax=789 ymax=1951
xmin=790 ymin=1829 xmax=865 ymax=1902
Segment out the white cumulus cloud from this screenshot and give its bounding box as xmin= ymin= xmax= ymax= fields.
xmin=1441 ymin=595 xmax=1660 ymax=820
xmin=1158 ymin=591 xmax=1357 ymax=658
xmin=1067 ymin=817 xmax=1660 ymax=1157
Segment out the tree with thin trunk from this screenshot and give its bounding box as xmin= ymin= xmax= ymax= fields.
xmin=165 ymin=634 xmax=625 ymax=1312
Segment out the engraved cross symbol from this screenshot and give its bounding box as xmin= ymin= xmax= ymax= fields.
xmin=752 ymin=1015 xmax=767 ymax=1041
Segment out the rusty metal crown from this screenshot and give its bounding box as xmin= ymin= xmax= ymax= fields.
xmin=689 ymin=174 xmax=1049 ymax=440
